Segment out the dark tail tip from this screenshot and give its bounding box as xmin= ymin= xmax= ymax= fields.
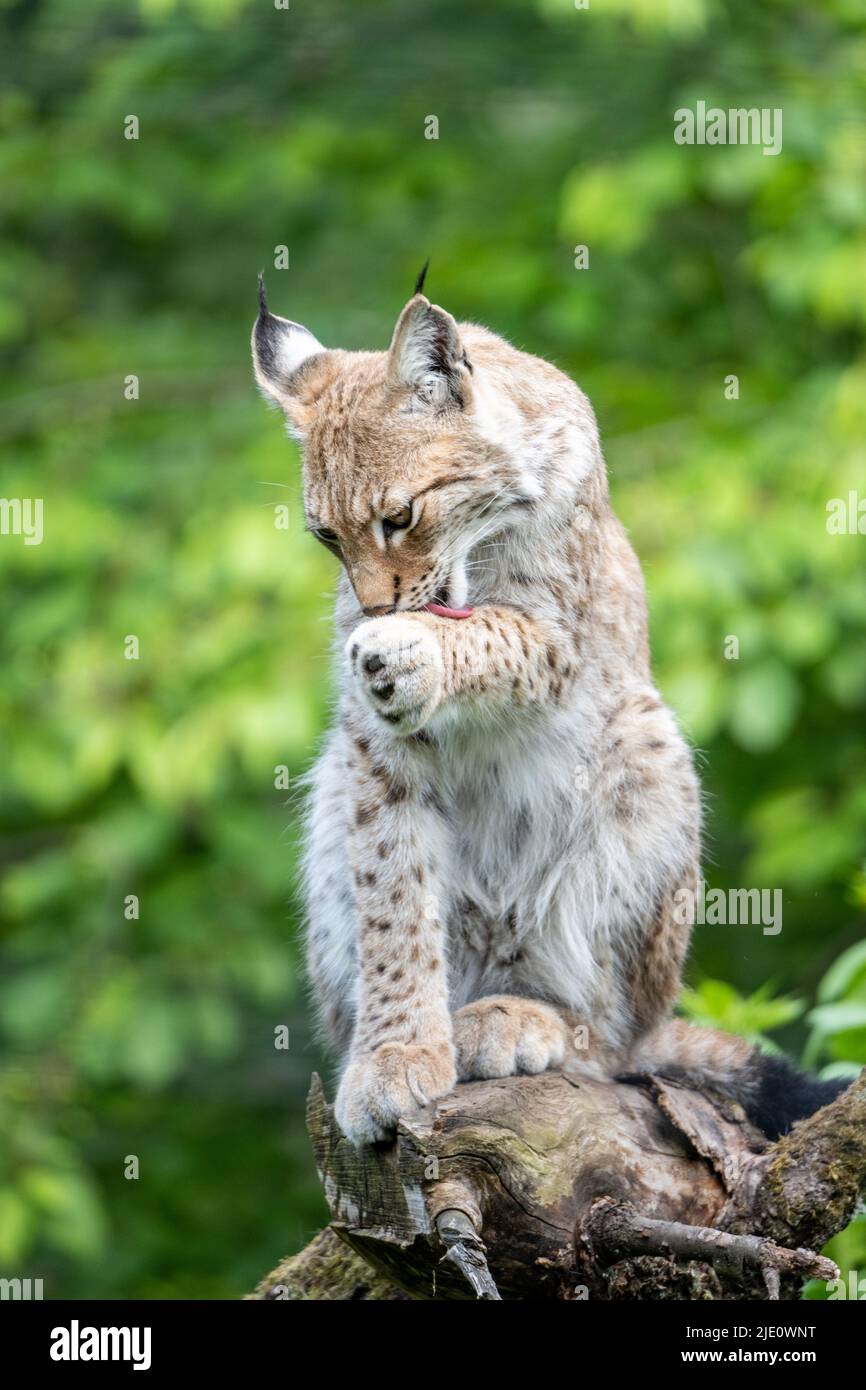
xmin=413 ymin=259 xmax=430 ymax=296
xmin=745 ymin=1053 xmax=850 ymax=1141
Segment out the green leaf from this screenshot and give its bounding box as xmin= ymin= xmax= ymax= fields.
xmin=817 ymin=940 xmax=866 ymax=1004
xmin=679 ymin=979 xmax=804 ymax=1043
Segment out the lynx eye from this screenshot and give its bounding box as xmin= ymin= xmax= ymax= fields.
xmin=310 ymin=525 xmax=341 ymax=553
xmin=382 ymin=503 xmax=413 ymax=536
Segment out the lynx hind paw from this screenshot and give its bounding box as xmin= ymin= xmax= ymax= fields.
xmin=452 ymin=996 xmax=569 ymax=1082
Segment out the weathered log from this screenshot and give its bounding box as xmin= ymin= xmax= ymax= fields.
xmin=719 ymin=1068 xmax=866 ymax=1250
xmin=251 ymin=1061 xmax=865 ymax=1301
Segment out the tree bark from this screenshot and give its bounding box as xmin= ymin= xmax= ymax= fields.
xmin=251 ymin=1060 xmax=865 ymax=1301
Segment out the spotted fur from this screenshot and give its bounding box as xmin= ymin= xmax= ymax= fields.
xmin=253 ymin=284 xmax=707 ymax=1144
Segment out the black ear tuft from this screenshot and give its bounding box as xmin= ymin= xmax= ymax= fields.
xmin=413 ymin=259 xmax=430 ymax=297
xmin=251 ymin=289 xmax=326 ymax=411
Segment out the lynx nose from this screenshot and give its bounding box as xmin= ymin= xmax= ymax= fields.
xmin=362 ymin=603 xmax=397 ymax=618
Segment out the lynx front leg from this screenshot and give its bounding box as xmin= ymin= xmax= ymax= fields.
xmin=334 ymin=747 xmax=455 ymax=1145
xmin=346 ymin=604 xmax=579 ymax=736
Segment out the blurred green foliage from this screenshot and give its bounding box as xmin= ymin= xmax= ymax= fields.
xmin=0 ymin=0 xmax=864 ymax=1297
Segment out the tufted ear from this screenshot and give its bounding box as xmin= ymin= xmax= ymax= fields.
xmin=387 ymin=293 xmax=471 ymax=407
xmin=251 ymin=274 xmax=327 ymax=422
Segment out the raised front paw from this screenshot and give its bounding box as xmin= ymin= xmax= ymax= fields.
xmin=346 ymin=616 xmax=444 ymax=733
xmin=335 ymin=1041 xmax=457 ymax=1146
xmin=452 ymin=996 xmax=568 ymax=1081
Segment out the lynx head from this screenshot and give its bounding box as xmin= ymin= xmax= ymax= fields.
xmin=251 ymin=272 xmax=542 ymax=617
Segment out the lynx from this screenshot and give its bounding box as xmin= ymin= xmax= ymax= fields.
xmin=252 ymin=270 xmax=841 ymax=1146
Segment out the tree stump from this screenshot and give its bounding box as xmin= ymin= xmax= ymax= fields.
xmin=252 ymin=1060 xmax=866 ymax=1301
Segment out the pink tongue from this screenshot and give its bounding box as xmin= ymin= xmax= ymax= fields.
xmin=423 ymin=602 xmax=474 ymax=620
